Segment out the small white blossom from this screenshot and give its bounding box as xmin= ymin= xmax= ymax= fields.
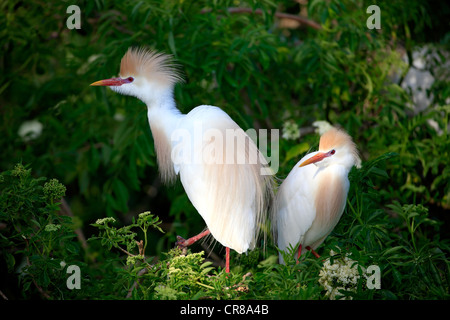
xmin=282 ymin=120 xmax=300 ymax=140
xmin=113 ymin=112 xmax=125 ymax=122
xmin=138 ymin=211 xmax=152 ymax=218
xmin=318 ymin=250 xmax=361 ymax=300
xmin=18 ymin=119 xmax=43 ymax=142
xmin=95 ymin=217 xmax=116 ymax=225
xmin=312 ymin=120 xmax=333 ymax=136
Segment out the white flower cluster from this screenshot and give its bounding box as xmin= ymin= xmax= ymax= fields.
xmin=318 ymin=250 xmax=361 ymax=300
xmin=95 ymin=217 xmax=116 ymax=225
xmin=18 ymin=119 xmax=43 ymax=142
xmin=312 ymin=120 xmax=333 ymax=135
xmin=282 ymin=120 xmax=300 ymax=140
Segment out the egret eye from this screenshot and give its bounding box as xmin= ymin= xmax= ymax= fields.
xmin=127 ymin=77 xmax=134 ymax=82
xmin=330 ymin=149 xmax=336 ymax=155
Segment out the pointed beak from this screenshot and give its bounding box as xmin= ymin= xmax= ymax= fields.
xmin=90 ymin=77 xmax=127 ymax=86
xmin=299 ymin=151 xmax=330 ymax=167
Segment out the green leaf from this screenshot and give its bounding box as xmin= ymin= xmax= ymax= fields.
xmin=112 ymin=178 xmax=129 ymax=212
xmin=382 ymin=246 xmax=405 ymax=257
xmin=283 ymin=142 xmax=310 ymax=165
xmin=5 ymin=252 xmax=15 ymax=273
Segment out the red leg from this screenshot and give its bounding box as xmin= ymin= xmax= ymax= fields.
xmin=176 ymin=229 xmax=211 ymax=248
xmin=296 ymin=244 xmax=303 ymax=264
xmin=306 ymin=246 xmax=321 ymax=258
xmin=225 ymin=247 xmax=230 ymax=273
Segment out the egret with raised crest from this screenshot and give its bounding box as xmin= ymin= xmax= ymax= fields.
xmin=91 ymin=47 xmax=274 ymax=272
xmin=274 ymin=127 xmax=360 ymax=264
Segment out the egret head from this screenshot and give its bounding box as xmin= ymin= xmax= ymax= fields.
xmin=299 ymin=127 xmax=361 ymax=170
xmin=90 ymin=47 xmax=183 ymax=104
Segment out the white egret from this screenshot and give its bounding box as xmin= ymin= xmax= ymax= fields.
xmin=274 ymin=127 xmax=360 ymax=264
xmin=91 ymin=47 xmax=273 ymax=272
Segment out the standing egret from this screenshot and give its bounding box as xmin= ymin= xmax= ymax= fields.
xmin=91 ymin=47 xmax=273 ymax=272
xmin=274 ymin=127 xmax=360 ymax=264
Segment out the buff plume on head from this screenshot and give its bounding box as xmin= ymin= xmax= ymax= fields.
xmin=119 ymin=47 xmax=183 ymax=87
xmin=319 ymin=128 xmax=361 ymax=169
xmin=90 ymin=47 xmax=183 ymax=105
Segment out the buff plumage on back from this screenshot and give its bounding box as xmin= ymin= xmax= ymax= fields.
xmin=119 ymin=47 xmax=183 ymax=86
xmin=201 ymin=123 xmax=274 ymax=253
xmin=176 ymin=107 xmax=274 ymax=254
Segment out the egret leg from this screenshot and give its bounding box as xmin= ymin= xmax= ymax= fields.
xmin=297 ymin=244 xmax=321 ymax=262
xmin=306 ymin=246 xmax=321 ymax=258
xmin=296 ymin=244 xmax=303 ymax=264
xmin=176 ymin=229 xmax=211 ymax=248
xmin=225 ymin=247 xmax=230 ymax=273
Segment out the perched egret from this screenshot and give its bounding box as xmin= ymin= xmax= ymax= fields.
xmin=274 ymin=127 xmax=360 ymax=264
xmin=91 ymin=47 xmax=273 ymax=272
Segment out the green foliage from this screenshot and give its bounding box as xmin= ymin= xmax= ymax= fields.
xmin=0 ymin=0 xmax=449 ymax=300
xmin=90 ymin=211 xmax=163 ymax=266
xmin=90 ymin=216 xmax=248 ymax=299
xmin=0 ymin=163 xmax=81 ymax=298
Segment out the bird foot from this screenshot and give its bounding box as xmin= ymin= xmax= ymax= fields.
xmin=297 ymin=244 xmax=321 ymax=263
xmin=175 ymin=235 xmax=188 ymax=248
xmin=175 ymin=237 xmax=188 ymax=255
xmin=175 ymin=229 xmax=211 ymax=249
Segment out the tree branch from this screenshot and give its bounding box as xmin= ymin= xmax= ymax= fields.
xmin=126 ymin=268 xmax=148 ymax=299
xmin=60 ymin=198 xmax=88 ymax=250
xmin=0 ymin=289 xmax=9 ymax=300
xmin=24 ymin=240 xmax=51 ymax=299
xmin=116 ymin=245 xmax=134 ymax=257
xmin=201 ymin=7 xmax=322 ymax=30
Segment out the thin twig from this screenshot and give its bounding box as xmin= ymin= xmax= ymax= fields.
xmin=201 ymin=7 xmax=322 ymax=30
xmin=77 ymin=142 xmax=104 ymax=154
xmin=116 ymin=245 xmax=134 ymax=257
xmin=299 ymin=126 xmax=316 ymax=136
xmin=115 ymin=242 xmax=154 ymax=269
xmin=60 ymin=198 xmax=88 ymax=250
xmin=126 ymin=268 xmax=148 ymax=299
xmin=0 ymin=289 xmax=8 ymax=300
xmin=136 ymin=240 xmax=145 ymax=257
xmin=25 ymin=250 xmax=51 ymax=299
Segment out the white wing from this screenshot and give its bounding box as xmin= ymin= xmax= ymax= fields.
xmin=175 ymin=105 xmax=273 ymax=254
xmin=275 ymin=152 xmax=351 ymax=263
xmin=275 ymin=152 xmax=319 ymax=263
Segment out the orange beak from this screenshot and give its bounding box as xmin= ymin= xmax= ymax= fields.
xmin=299 ymin=150 xmax=333 ymax=167
xmin=90 ymin=77 xmax=129 ymax=86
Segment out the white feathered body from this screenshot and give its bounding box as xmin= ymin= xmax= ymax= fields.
xmin=148 ymin=104 xmax=272 ymax=254
xmin=275 ymin=151 xmax=350 ymax=263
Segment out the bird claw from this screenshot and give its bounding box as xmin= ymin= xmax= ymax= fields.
xmin=175 ymin=236 xmax=189 ymax=255
xmin=175 ymin=235 xmax=187 ymax=248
